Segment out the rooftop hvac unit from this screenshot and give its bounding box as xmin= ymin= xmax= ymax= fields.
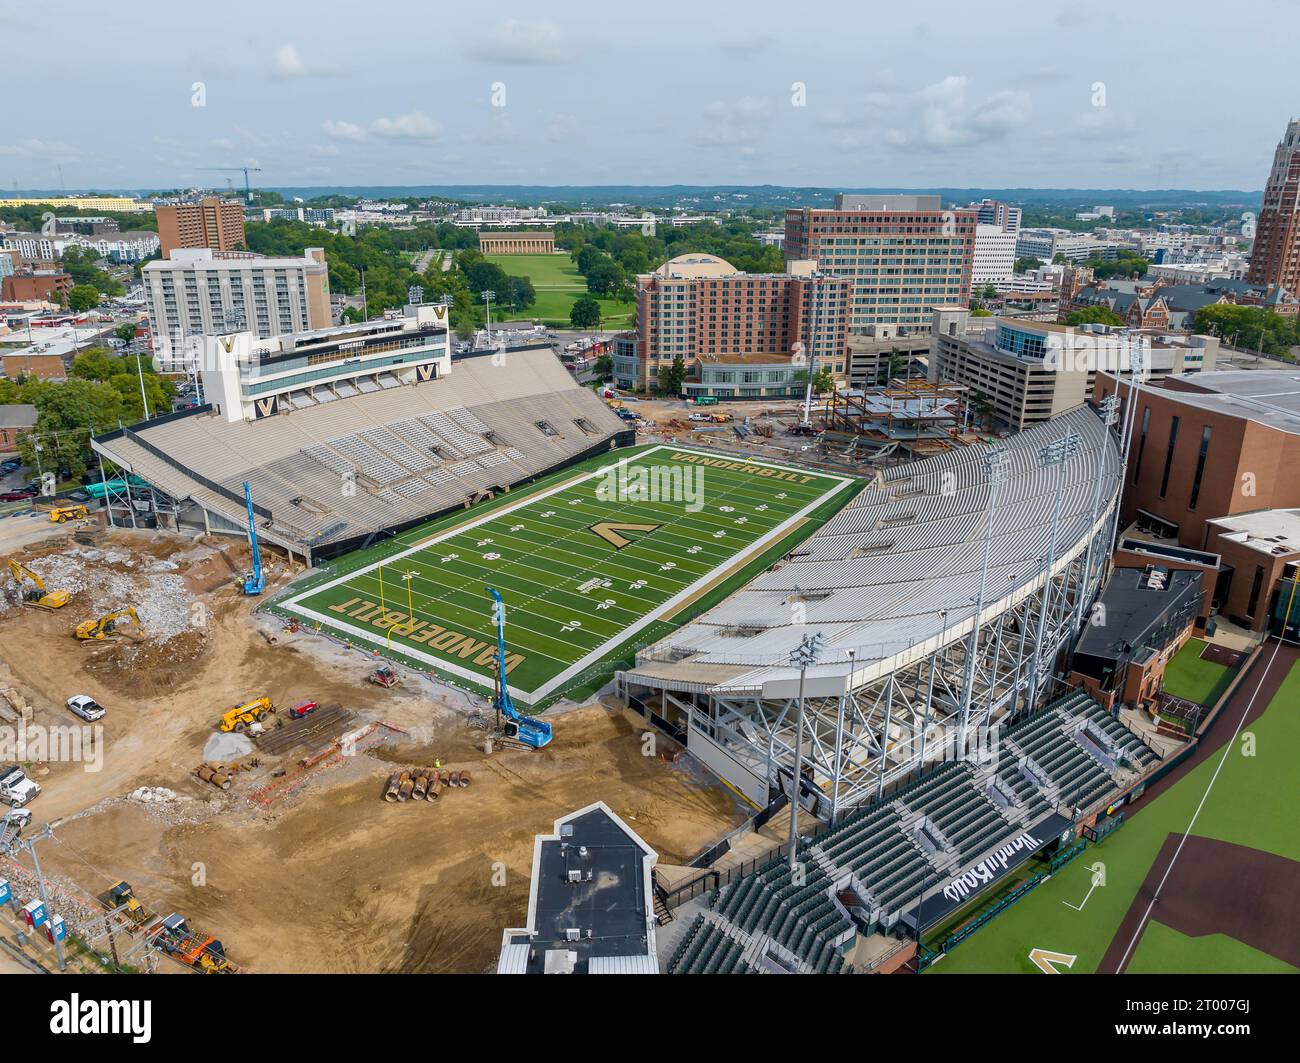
xmin=567 ymin=870 xmax=582 ymax=884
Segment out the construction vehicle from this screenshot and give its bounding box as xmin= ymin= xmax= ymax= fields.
xmin=241 ymin=481 xmax=264 ymax=596
xmin=103 ymin=881 xmax=150 ymax=926
xmin=7 ymin=559 xmax=71 ymax=609
xmin=219 ymin=696 xmax=273 ymax=732
xmin=75 ymin=606 xmax=142 ymax=641
xmin=486 ymin=588 xmax=552 ymax=748
xmin=152 ymin=913 xmax=230 ymax=973
xmin=367 ymin=664 xmax=399 ymax=688
xmin=48 ymin=503 xmax=89 ymax=523
xmin=0 ymin=764 xmax=40 ymax=808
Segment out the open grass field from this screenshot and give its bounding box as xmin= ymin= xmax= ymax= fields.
xmin=485 ymin=252 xmax=636 ymax=327
xmin=279 ymin=445 xmax=855 ymax=706
xmin=1163 ymin=637 xmax=1238 ymax=705
xmin=929 ymin=645 xmax=1300 ymax=974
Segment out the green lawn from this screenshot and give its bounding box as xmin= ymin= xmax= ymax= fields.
xmin=279 ymin=445 xmax=855 ymax=705
xmin=485 ymin=253 xmax=636 ymax=328
xmin=1164 ymin=637 xmax=1237 ymax=705
xmin=1128 ymin=921 xmax=1297 ymax=974
xmin=930 ymin=653 xmax=1300 ymax=974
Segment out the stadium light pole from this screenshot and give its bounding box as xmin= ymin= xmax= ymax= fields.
xmin=481 ymin=289 xmax=496 ymax=344
xmin=787 ymin=632 xmax=824 ymax=870
xmin=1026 ymin=434 xmax=1080 ymax=718
xmin=957 ymin=449 xmax=1007 ymax=753
xmin=1075 ymin=394 xmax=1120 ymax=635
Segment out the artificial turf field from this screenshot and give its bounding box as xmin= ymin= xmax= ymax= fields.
xmin=279 ymin=444 xmax=855 ymax=705
xmin=928 ymin=645 xmax=1300 ymax=975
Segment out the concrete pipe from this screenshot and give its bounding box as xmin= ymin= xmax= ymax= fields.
xmin=412 ymin=772 xmax=429 ymax=800
xmin=398 ymin=776 xmax=415 ymax=802
xmin=448 ymin=770 xmax=461 ymax=788
xmin=384 ymin=773 xmax=401 ymax=802
xmin=427 ymin=778 xmax=443 ymax=801
xmin=459 ymin=768 xmax=472 ymax=788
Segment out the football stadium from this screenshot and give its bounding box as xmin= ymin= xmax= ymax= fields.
xmin=84 ymin=300 xmax=1187 ymax=975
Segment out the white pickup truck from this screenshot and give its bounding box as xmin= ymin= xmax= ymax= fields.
xmin=0 ymin=765 xmax=41 ymax=808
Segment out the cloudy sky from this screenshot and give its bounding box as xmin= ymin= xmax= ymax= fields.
xmin=1 ymin=0 xmax=1295 ymax=192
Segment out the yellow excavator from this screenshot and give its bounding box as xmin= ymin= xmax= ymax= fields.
xmin=75 ymin=606 xmax=143 ymax=641
xmin=7 ymin=559 xmax=71 ymax=610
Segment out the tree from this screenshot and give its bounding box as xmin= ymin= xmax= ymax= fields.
xmin=70 ymin=347 xmax=118 ymax=381
xmin=114 ymin=321 xmax=138 ymax=344
xmin=659 ymin=355 xmax=687 ymax=396
xmin=68 ymin=284 xmax=101 ymax=312
xmin=1065 ymin=306 xmax=1123 ymax=327
xmin=1014 ymin=256 xmax=1041 ymax=274
xmin=18 ymin=378 xmax=126 ymax=481
xmin=971 ymin=307 xmax=993 ymax=317
xmin=570 ymin=296 xmax=602 ymax=329
xmin=968 ymin=390 xmax=997 ymax=430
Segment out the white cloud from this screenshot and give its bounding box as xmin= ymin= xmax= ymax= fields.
xmin=271 ymin=43 xmax=340 ymax=81
xmin=323 ymin=120 xmax=367 ymax=142
xmin=887 ymin=76 xmax=1029 ymax=149
xmin=0 ymin=138 xmax=82 ymax=163
xmin=694 ymin=96 xmax=775 ymax=147
xmin=466 ymin=20 xmax=570 ymax=65
xmin=370 ymin=112 xmax=443 ymax=142
xmin=544 ymin=113 xmax=579 ymax=143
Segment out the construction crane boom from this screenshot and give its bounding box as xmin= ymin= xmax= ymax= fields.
xmin=242 ymin=481 xmax=264 ymax=595
xmin=485 ymin=587 xmax=552 ymax=748
xmin=197 ymin=166 xmax=263 ymax=204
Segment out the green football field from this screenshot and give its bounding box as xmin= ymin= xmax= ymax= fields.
xmin=929 ymin=649 xmax=1300 ymax=975
xmin=280 ymin=445 xmax=854 ymax=705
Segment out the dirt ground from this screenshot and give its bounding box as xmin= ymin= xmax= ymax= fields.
xmin=0 ymin=528 xmax=750 ymax=973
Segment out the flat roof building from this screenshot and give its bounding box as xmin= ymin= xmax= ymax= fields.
xmin=1092 ymin=370 xmax=1300 ymax=553
xmin=144 ymin=247 xmax=331 ymax=355
xmin=783 ymin=193 xmax=974 ymax=337
xmin=497 ymin=802 xmax=659 ymax=974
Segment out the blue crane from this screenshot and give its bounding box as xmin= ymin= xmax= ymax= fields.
xmin=242 ymin=481 xmax=265 ymax=596
xmin=486 ymin=587 xmax=552 ymax=748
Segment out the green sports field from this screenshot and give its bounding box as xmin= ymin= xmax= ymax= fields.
xmin=484 ymin=253 xmax=635 ymax=327
xmin=929 ymin=649 xmax=1300 ymax=975
xmin=279 ymin=445 xmax=854 ymax=705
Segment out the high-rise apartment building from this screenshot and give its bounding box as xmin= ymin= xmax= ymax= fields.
xmin=143 ymin=248 xmax=331 ymax=358
xmin=1246 ymin=119 xmax=1300 ymax=292
xmin=618 ymin=253 xmax=850 ymax=396
xmin=155 ymin=196 xmax=247 ymax=257
xmin=783 ymin=194 xmax=975 ymax=337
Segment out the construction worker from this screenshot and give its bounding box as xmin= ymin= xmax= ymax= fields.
xmin=435 ymin=758 xmax=441 ymax=770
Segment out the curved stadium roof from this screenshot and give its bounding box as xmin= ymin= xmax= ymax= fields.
xmin=629 ymin=405 xmax=1122 ymax=695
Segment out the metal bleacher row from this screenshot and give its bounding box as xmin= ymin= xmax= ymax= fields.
xmin=666 ymin=915 xmax=751 ymax=975
xmin=671 ymin=690 xmax=1162 ymax=964
xmin=92 ymin=347 xmax=627 ymax=555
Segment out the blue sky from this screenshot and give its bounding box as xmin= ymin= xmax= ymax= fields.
xmin=0 ymin=0 xmax=1293 ymax=191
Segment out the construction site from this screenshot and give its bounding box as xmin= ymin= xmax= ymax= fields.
xmin=0 ymin=522 xmax=755 ymax=974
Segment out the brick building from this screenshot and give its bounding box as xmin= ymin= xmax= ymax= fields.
xmin=1093 ymin=370 xmax=1300 ymax=553
xmin=155 ymin=196 xmax=247 ymax=257
xmin=621 ymin=253 xmax=850 ymax=395
xmin=1 ymin=271 xmax=72 ymax=303
xmin=1246 ymin=118 xmax=1300 ymax=293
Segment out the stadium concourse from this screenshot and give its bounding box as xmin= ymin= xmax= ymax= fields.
xmin=90 ymin=346 xmax=628 ymax=563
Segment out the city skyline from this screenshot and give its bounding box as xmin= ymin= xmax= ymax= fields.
xmin=1 ymin=0 xmax=1295 ymax=191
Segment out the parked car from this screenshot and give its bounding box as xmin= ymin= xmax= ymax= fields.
xmin=66 ymin=695 xmax=106 ymax=722
xmin=287 ymin=699 xmax=319 ymax=720
xmin=0 ymin=459 xmax=21 ymax=473
xmin=0 ymin=490 xmax=35 ymax=502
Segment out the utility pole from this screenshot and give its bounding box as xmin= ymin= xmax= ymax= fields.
xmin=787 ymin=632 xmax=824 ymax=870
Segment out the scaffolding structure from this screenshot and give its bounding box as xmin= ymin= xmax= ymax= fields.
xmin=621 ymin=403 xmax=1126 ymax=823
